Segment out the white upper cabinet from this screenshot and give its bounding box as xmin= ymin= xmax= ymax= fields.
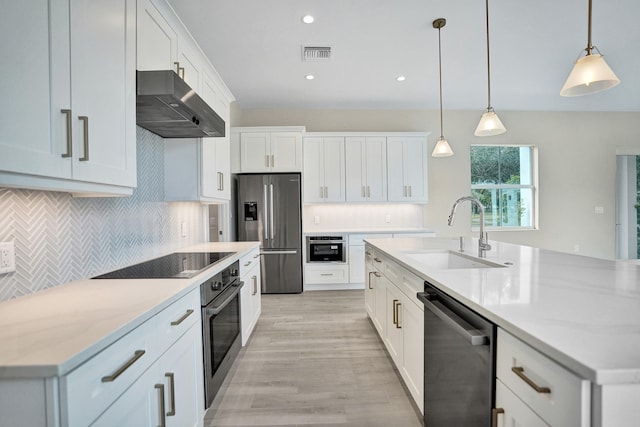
xmin=387 ymin=136 xmax=428 ymax=202
xmin=164 ymin=137 xmax=230 ymax=202
xmin=303 ymin=136 xmax=346 ymax=203
xmin=239 ymin=131 xmax=303 ymax=172
xmin=345 ymin=136 xmax=387 ymax=202
xmin=0 ymin=0 xmax=137 ymax=195
xmin=137 ymin=0 xmax=177 ymax=70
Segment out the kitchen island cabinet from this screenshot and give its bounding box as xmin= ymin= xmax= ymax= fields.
xmin=0 ymin=0 xmax=137 ymax=196
xmin=0 ymin=241 xmax=258 ymax=427
xmin=365 ymin=237 xmax=640 ymax=426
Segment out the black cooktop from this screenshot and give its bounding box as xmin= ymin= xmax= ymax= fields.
xmin=93 ymin=252 xmax=234 ymax=279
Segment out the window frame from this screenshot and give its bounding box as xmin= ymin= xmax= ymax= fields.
xmin=470 ymin=144 xmax=538 ymax=231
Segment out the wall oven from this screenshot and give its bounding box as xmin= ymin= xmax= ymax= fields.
xmin=200 ymin=260 xmax=242 ymax=408
xmin=306 ymin=235 xmax=346 ymax=263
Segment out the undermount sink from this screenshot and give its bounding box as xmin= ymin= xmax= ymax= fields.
xmin=404 ymin=250 xmax=507 ymax=270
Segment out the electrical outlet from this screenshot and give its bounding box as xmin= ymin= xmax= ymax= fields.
xmin=0 ymin=241 xmax=16 ymax=274
xmin=314 ymin=215 xmax=320 ymax=224
xmin=385 ymin=214 xmax=391 ymax=223
xmin=573 ymin=244 xmax=580 ymax=253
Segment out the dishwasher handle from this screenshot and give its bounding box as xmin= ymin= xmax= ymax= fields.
xmin=417 ymin=291 xmax=489 ymax=346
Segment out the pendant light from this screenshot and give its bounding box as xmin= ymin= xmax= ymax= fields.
xmin=432 ymin=18 xmax=454 ymax=157
xmin=474 ymin=0 xmax=506 ymax=137
xmin=560 ymin=0 xmax=620 ymax=97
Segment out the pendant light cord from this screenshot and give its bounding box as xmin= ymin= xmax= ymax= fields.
xmin=437 ymin=25 xmax=444 ymax=138
xmin=586 ymin=0 xmax=593 ymax=54
xmin=485 ymin=0 xmax=492 ymax=110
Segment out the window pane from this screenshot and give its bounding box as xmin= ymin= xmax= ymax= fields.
xmin=471 ymin=188 xmax=534 ymax=228
xmin=471 ymin=146 xmax=530 ymax=185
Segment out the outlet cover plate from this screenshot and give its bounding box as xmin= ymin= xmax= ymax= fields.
xmin=0 ymin=241 xmax=16 ymax=274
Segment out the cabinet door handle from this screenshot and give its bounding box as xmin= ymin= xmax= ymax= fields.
xmin=367 ymin=271 xmax=380 ymax=289
xmin=324 ymin=186 xmax=328 ymax=198
xmin=270 ymin=154 xmax=274 ymax=167
xmin=252 ymin=275 xmax=258 ymax=295
xmin=320 ymin=186 xmax=324 ymax=198
xmin=511 ymin=366 xmax=551 ymax=393
xmin=101 ymin=350 xmax=145 ymax=382
xmin=394 ymin=300 xmax=402 ymax=328
xmin=165 ymin=372 xmax=176 ymax=416
xmin=491 ymin=408 xmax=504 ymax=427
xmin=408 ymin=185 xmax=412 ymax=197
xmin=373 ymin=257 xmax=382 ymax=263
xmin=265 ymin=155 xmax=270 ymax=168
xmin=244 ymin=261 xmax=252 ymax=267
xmin=361 ymin=186 xmax=365 ymax=197
xmin=173 ymin=61 xmax=184 ymax=79
xmin=155 ymin=383 xmax=166 ymax=427
xmin=170 ymin=309 xmax=194 ymax=326
xmin=367 ymin=186 xmax=371 ymax=197
xmin=218 ymin=172 xmax=224 ymax=191
xmin=78 ymin=116 xmax=89 ymax=161
xmin=60 ymin=109 xmax=72 ymax=158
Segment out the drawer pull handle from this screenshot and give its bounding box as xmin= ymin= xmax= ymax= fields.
xmin=165 ymin=372 xmax=176 ymax=416
xmin=155 ymin=383 xmax=166 ymax=427
xmin=170 ymin=309 xmax=194 ymax=326
xmin=492 ymin=408 xmax=504 ymax=427
xmin=253 ymin=253 xmax=260 ymax=259
xmin=511 ymin=366 xmax=551 ymax=394
xmin=374 ymin=257 xmax=382 ymax=263
xmin=320 ymin=273 xmax=333 ymax=276
xmin=244 ymin=261 xmax=252 ymax=266
xmin=102 ymin=350 xmax=145 ymax=382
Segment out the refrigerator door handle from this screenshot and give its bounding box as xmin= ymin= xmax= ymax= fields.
xmin=269 ymin=184 xmax=275 ymax=240
xmin=263 ymin=184 xmax=269 ymax=240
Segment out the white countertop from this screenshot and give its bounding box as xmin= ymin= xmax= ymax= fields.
xmin=303 ymin=228 xmax=435 ymax=235
xmin=365 ymin=237 xmax=640 ymax=386
xmin=0 ymin=242 xmax=259 ymax=379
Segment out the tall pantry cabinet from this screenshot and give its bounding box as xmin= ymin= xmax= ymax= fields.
xmin=0 ymin=0 xmax=137 ymax=195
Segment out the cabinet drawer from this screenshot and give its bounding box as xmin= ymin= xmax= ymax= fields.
xmin=497 ymin=329 xmax=589 ymax=427
xmin=304 ymin=265 xmax=349 ymax=283
xmin=496 ymin=379 xmax=547 ymax=427
xmin=155 ymin=289 xmax=200 ymax=351
xmin=63 ymin=319 xmax=158 ymax=426
xmin=240 ymin=247 xmax=261 ymax=277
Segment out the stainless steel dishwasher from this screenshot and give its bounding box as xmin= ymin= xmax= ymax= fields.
xmin=417 ymin=282 xmax=496 ymax=426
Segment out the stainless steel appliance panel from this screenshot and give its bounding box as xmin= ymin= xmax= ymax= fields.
xmin=237 ymin=173 xmax=303 ymax=293
xmin=261 ymin=250 xmax=303 ymax=294
xmin=417 ymin=283 xmax=496 ymax=426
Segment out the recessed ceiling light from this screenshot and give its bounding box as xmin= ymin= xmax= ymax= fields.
xmin=305 ymin=74 xmax=315 ymax=80
xmin=302 ymin=15 xmax=314 ymax=24
xmin=396 ymin=76 xmax=406 ymax=82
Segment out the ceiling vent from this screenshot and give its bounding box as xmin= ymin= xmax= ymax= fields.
xmin=302 ymin=46 xmax=332 ymax=61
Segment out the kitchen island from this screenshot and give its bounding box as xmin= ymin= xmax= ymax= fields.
xmin=365 ymin=236 xmax=640 ymax=427
xmin=0 ymin=241 xmax=258 ymax=427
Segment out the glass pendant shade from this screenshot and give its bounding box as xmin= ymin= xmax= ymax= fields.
xmin=474 ymin=108 xmax=506 ymax=137
xmin=432 ymin=136 xmax=454 ymax=157
xmin=560 ymin=53 xmax=620 ymax=97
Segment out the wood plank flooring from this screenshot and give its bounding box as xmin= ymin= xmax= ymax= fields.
xmin=204 ymin=290 xmax=422 ymax=427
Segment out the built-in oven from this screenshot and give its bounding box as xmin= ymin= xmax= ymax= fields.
xmin=200 ymin=260 xmax=242 ymax=408
xmin=306 ymin=235 xmax=346 ymax=263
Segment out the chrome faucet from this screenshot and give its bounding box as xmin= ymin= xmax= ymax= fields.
xmin=448 ymin=196 xmax=492 ymax=258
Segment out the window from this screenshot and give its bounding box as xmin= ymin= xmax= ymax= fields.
xmin=470 ymin=145 xmax=536 ymax=229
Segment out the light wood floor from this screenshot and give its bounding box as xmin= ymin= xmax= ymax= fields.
xmin=204 ymin=290 xmax=423 ymax=427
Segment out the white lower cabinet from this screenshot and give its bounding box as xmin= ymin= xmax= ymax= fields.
xmin=495 ymin=380 xmax=547 ymax=427
xmin=364 ymin=244 xmax=423 ymax=413
xmin=304 ymin=264 xmax=349 ymax=284
xmin=495 ymin=328 xmax=590 ymax=427
xmin=92 ymin=325 xmax=202 ymax=427
xmin=240 ymin=248 xmax=262 ymax=345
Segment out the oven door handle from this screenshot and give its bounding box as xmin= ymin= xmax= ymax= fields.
xmin=417 ymin=291 xmax=488 ymax=346
xmin=205 ymin=282 xmax=244 ymax=316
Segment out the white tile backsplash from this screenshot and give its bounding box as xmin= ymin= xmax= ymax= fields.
xmin=303 ymin=203 xmax=425 ymax=231
xmin=0 ymin=127 xmax=205 ymax=301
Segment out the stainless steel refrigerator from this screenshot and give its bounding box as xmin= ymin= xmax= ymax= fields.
xmin=236 ymin=173 xmax=303 ymax=293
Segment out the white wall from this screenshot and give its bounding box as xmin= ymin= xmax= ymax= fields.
xmin=232 ymin=108 xmax=640 ymax=259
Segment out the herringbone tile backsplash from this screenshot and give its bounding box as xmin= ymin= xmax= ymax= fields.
xmin=0 ymin=127 xmax=205 ymax=301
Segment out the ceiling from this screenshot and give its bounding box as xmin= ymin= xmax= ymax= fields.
xmin=167 ymin=0 xmax=640 ymax=112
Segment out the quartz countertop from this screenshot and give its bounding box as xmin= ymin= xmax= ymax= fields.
xmin=364 ymin=237 xmax=640 ymax=386
xmin=0 ymin=241 xmax=259 ymax=379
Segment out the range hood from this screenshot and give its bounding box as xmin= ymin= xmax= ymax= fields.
xmin=136 ymin=70 xmax=225 ymax=138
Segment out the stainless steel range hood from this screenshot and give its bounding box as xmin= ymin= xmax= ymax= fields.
xmin=136 ymin=70 xmax=225 ymax=138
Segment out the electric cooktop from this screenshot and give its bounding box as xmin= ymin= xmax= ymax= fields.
xmin=93 ymin=252 xmax=234 ymax=279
